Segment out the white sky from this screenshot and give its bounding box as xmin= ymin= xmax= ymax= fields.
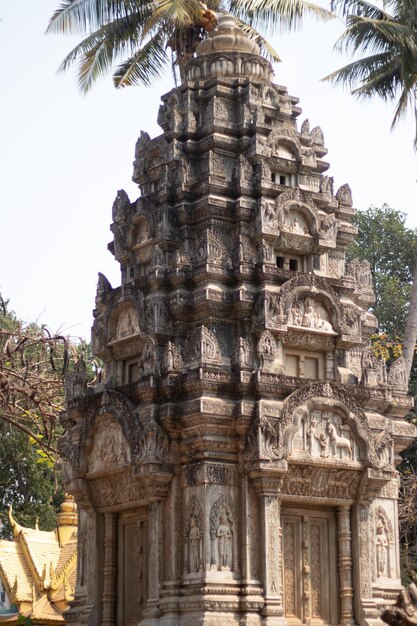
xmin=1 ymin=1 xmax=416 ymax=340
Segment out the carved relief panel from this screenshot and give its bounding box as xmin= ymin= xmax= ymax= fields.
xmin=184 ymin=496 xmax=204 ymax=577
xmin=289 ymin=410 xmax=360 ymax=462
xmin=88 ymin=415 xmax=130 ymax=473
xmin=209 ymin=495 xmax=236 ymax=573
xmin=288 ymin=296 xmax=334 ymax=333
xmin=372 ymin=502 xmax=398 ymax=582
xmin=114 ymin=305 xmax=140 ymax=341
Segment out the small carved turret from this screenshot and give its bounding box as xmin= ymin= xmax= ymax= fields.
xmin=56 ymin=494 xmax=77 ymax=547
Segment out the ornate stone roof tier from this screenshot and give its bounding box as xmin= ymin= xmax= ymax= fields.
xmin=186 ymin=14 xmax=274 ymax=81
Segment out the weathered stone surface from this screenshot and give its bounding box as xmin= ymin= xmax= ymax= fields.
xmin=61 ymin=14 xmax=415 ymax=626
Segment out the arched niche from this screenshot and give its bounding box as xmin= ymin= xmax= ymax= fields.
xmin=275 ymin=139 xmax=298 ymax=161
xmin=277 ymin=200 xmax=319 ymax=236
xmin=284 ymin=290 xmax=339 ymax=332
xmin=78 ymin=391 xmax=137 ymax=476
xmin=108 ymin=301 xmax=140 ymax=342
xmin=284 ymin=401 xmax=365 ymax=463
xmin=87 ymin=412 xmax=131 ymax=473
xmin=286 ymin=291 xmax=337 ymax=334
xmin=277 ymin=381 xmax=379 ymax=466
xmin=262 ymin=85 xmax=278 ymax=108
xmin=131 ymin=216 xmax=151 ymax=247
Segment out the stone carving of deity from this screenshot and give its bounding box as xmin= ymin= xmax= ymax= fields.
xmin=140 ymin=341 xmax=156 ymax=376
xmin=166 ymin=344 xmax=175 ymax=372
xmin=217 ymin=511 xmax=232 ymax=570
xmin=302 ymin=297 xmax=315 ymax=328
xmin=261 ymin=199 xmax=277 ymax=228
xmin=263 ymin=335 xmax=273 ymax=355
xmin=90 ymin=417 xmax=128 ymax=472
xmin=376 ymin=520 xmax=389 ymax=577
xmin=189 ymin=517 xmax=201 ymax=573
xmin=289 ymin=301 xmax=303 ymax=326
xmin=288 ymin=296 xmax=333 ymax=332
xmin=260 ymin=239 xmax=272 ymax=263
xmin=307 ymin=413 xmax=321 ymax=457
xmin=387 ymin=356 xmax=407 ymax=389
xmin=236 ymin=337 xmax=251 ymax=369
xmin=116 ymin=307 xmax=139 ymax=339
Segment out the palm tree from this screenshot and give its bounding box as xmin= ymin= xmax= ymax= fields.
xmin=46 ymin=0 xmax=333 ymax=92
xmin=324 ymin=0 xmax=417 ymax=381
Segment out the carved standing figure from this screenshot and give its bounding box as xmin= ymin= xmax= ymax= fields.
xmin=217 ymin=511 xmax=232 ymax=570
xmin=376 ymin=520 xmax=389 ymax=577
xmin=189 ymin=517 xmax=201 ymax=573
xmin=302 ymin=297 xmax=315 ymax=328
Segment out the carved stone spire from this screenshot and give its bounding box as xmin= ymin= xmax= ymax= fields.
xmin=196 ymin=13 xmax=260 ymax=55
xmin=186 ymin=13 xmax=273 ymax=81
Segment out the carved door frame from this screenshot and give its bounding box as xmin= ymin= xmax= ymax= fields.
xmin=282 ymin=506 xmax=339 ymax=626
xmin=117 ymin=507 xmax=149 ymax=626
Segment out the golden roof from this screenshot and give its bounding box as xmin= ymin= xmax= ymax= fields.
xmin=0 ymin=497 xmax=77 ymax=624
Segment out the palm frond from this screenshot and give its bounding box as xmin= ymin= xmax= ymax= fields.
xmin=236 ymin=19 xmax=281 ymax=61
xmin=47 ymin=0 xmax=113 ymax=34
xmin=228 ymin=0 xmax=334 ymax=34
xmin=391 ymin=84 xmax=416 ymax=128
xmin=113 ymin=29 xmax=170 ymax=87
xmin=56 ymin=12 xmax=152 ymax=82
xmin=323 ymin=51 xmax=399 ymax=91
xmin=141 ymin=0 xmax=203 ymax=41
xmin=330 ymin=0 xmax=392 ymax=20
xmin=337 ymin=15 xmax=417 ymax=56
xmin=325 ymin=0 xmax=417 ymax=149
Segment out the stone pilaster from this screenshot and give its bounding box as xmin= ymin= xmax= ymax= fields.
xmin=260 ymin=495 xmax=287 ymax=626
xmin=102 ymin=512 xmax=117 ymax=626
xmin=143 ymin=502 xmax=162 ymax=624
xmin=338 ymin=505 xmax=355 ymax=626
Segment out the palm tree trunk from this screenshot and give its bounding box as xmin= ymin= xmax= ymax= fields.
xmin=403 ymin=261 xmax=417 ymax=381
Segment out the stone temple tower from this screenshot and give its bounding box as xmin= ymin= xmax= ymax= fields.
xmin=61 ymin=14 xmax=416 ymax=626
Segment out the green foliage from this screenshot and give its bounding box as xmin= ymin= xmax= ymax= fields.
xmin=347 ymin=206 xmax=417 ymax=582
xmin=47 ymin=0 xmax=333 ymax=91
xmin=348 ymin=205 xmax=417 ymax=336
xmin=0 ymin=422 xmax=64 ymax=539
xmin=17 ymin=615 xmax=34 ymax=625
xmin=325 ymin=0 xmax=417 ymax=147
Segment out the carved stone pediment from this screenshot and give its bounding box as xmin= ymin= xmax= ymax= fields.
xmin=287 ymin=294 xmax=335 ymax=334
xmin=278 ymin=274 xmax=357 ymax=335
xmin=336 ymin=183 xmax=353 ymax=207
xmin=279 ymin=382 xmax=381 ymax=468
xmin=195 ymin=229 xmax=229 ymax=265
xmin=88 ymin=414 xmax=130 ymax=474
xmin=186 ymin=326 xmax=222 ymax=365
xmin=276 ymin=189 xmax=319 ymax=231
xmin=113 ymin=303 xmax=140 ymax=341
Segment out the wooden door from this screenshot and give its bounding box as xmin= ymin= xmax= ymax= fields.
xmin=282 ymin=509 xmax=338 ymax=626
xmin=117 ymin=510 xmax=148 ymax=626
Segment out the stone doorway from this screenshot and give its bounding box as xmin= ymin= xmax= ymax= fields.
xmin=117 ymin=509 xmax=148 ymax=626
xmin=282 ymin=507 xmax=339 ymax=626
